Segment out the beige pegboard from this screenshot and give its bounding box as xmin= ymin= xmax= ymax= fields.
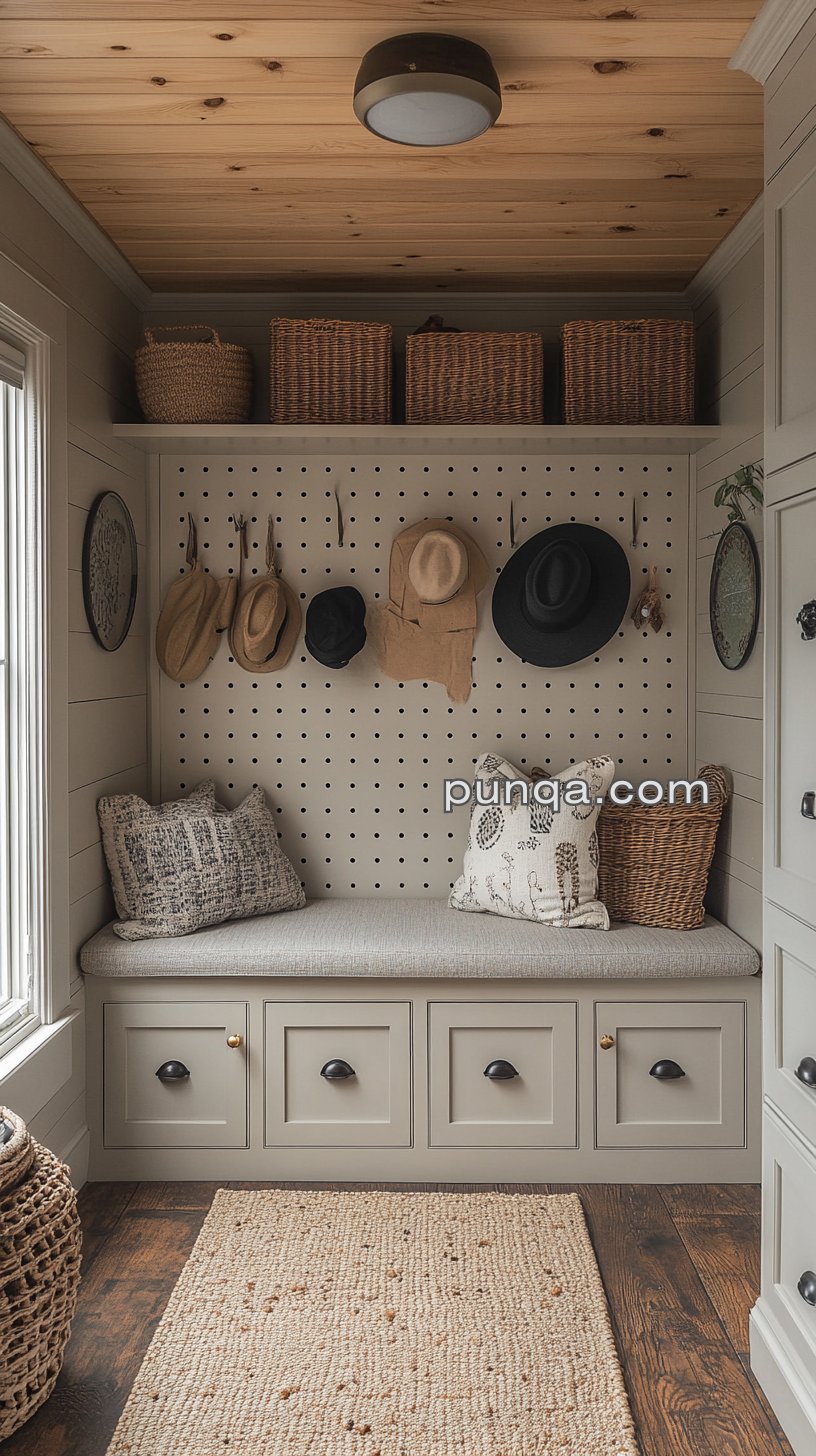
xmin=155 ymin=453 xmax=689 ymax=896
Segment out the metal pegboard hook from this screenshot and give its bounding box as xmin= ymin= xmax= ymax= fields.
xmin=334 ymin=487 xmax=345 ymax=548
xmin=185 ymin=513 xmax=197 ymax=567
xmin=266 ymin=515 xmax=278 ymax=575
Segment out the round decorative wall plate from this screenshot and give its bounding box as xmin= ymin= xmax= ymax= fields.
xmin=82 ymin=491 xmax=138 ymax=652
xmin=709 ymin=521 xmax=760 ymax=670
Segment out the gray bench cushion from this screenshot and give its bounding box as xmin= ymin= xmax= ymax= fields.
xmin=80 ymin=898 xmax=760 ymax=980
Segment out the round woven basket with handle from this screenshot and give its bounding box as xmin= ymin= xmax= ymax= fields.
xmin=135 ymin=325 xmax=253 ymax=424
xmin=0 ymin=1107 xmax=82 ymax=1440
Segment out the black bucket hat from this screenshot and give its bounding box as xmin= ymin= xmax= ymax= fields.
xmin=492 ymin=523 xmax=631 ymax=667
xmin=306 ymin=586 xmax=367 ymax=668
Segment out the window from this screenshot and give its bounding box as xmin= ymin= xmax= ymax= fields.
xmin=0 ymin=337 xmax=46 ymax=1051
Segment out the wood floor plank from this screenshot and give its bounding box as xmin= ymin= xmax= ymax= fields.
xmin=0 ymin=1181 xmax=789 ymax=1456
xmin=552 ymin=1183 xmax=788 ymax=1456
xmin=661 ymin=1182 xmax=761 ymax=1219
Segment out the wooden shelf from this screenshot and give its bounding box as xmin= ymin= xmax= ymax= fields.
xmin=112 ymin=423 xmax=719 ymax=456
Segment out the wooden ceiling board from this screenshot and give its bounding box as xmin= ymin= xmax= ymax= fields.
xmin=0 ymin=1 xmax=764 ymax=292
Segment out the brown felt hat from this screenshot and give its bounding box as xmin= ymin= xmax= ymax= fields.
xmin=374 ymin=518 xmax=488 ymax=703
xmin=229 ymin=516 xmax=301 ymax=673
xmin=156 ymin=518 xmax=237 ymax=683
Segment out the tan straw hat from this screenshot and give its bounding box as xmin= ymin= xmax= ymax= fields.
xmin=229 ymin=516 xmax=301 ymax=673
xmin=374 ymin=518 xmax=488 ymax=703
xmin=156 ymin=516 xmax=237 ymax=683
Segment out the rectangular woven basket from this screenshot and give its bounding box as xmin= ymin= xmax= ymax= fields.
xmin=562 ymin=318 xmax=695 ymax=425
xmin=269 ymin=318 xmax=392 ymax=424
xmin=405 ymin=331 xmax=544 ymax=424
xmin=597 ymin=765 xmax=728 ymax=930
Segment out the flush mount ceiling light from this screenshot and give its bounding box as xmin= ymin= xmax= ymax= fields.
xmin=353 ymin=32 xmax=502 ymax=147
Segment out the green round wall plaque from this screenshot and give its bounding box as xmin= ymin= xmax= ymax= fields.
xmin=709 ymin=521 xmax=760 ymax=671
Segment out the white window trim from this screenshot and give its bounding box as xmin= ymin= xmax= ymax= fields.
xmin=0 ymin=269 xmax=68 ymax=1059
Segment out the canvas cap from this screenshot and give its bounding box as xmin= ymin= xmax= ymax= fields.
xmin=305 ymin=586 xmax=366 ymax=668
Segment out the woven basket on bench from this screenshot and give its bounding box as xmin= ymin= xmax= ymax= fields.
xmin=562 ymin=318 xmax=694 ymax=425
xmin=597 ymin=764 xmax=729 ymax=930
xmin=0 ymin=1108 xmax=82 ymax=1441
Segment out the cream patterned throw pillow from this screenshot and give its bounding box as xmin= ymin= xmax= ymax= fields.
xmin=98 ymin=781 xmax=305 ymax=941
xmin=449 ymin=752 xmax=614 ymax=928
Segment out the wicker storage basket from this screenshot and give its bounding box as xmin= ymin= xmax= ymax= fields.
xmin=135 ymin=325 xmax=252 ymax=424
xmin=597 ymin=764 xmax=729 ymax=930
xmin=405 ymin=330 xmax=544 ymax=424
xmin=269 ymin=318 xmax=392 ymax=424
xmin=0 ymin=1107 xmax=82 ymax=1440
xmin=562 ymin=318 xmax=694 ymax=425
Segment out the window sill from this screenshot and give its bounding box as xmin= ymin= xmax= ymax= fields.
xmin=0 ymin=1013 xmax=76 ymax=1122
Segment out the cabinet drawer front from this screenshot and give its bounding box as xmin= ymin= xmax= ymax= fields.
xmin=428 ymin=1002 xmax=577 ymax=1148
xmin=766 ymin=491 xmax=816 ymax=925
xmin=104 ymin=1001 xmax=248 ymax=1149
xmin=762 ymin=1111 xmax=816 ymax=1384
xmin=764 ymin=905 xmax=816 ymax=1146
xmin=264 ymin=1001 xmax=411 ymax=1147
xmin=595 ymin=1000 xmax=746 ymax=1149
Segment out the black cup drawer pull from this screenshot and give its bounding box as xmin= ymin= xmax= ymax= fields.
xmin=320 ymin=1059 xmax=355 ymax=1080
xmin=484 ymin=1059 xmax=520 ymax=1080
xmin=155 ymin=1060 xmax=190 ymax=1082
xmin=797 ymin=1271 xmax=816 ymax=1307
xmin=649 ymin=1059 xmax=686 ymax=1080
xmin=801 ymin=791 xmax=816 ymax=821
xmin=795 ymin=1056 xmax=816 ymax=1087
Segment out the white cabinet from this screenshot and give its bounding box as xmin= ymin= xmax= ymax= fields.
xmin=765 ymin=135 xmax=816 ymax=476
xmin=104 ymin=1000 xmax=248 ymax=1148
xmin=765 ymin=488 xmax=816 ymax=928
xmin=763 ymin=905 xmax=816 ymax=1149
xmin=594 ymin=1000 xmax=746 ymax=1150
xmin=760 ymin=1111 xmax=816 ymax=1389
xmin=264 ymin=1000 xmax=412 ymax=1147
xmin=427 ymin=1001 xmax=577 ymax=1149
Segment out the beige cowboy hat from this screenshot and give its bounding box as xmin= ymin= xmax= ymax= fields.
xmin=374 ymin=519 xmax=489 ymax=703
xmin=156 ymin=516 xmax=237 ymax=683
xmin=229 ymin=515 xmax=301 ymax=673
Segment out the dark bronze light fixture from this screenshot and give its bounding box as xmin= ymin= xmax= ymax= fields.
xmin=353 ymin=32 xmax=502 ymax=147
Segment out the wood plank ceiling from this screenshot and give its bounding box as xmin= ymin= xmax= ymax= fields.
xmin=0 ymin=2 xmax=764 ymax=292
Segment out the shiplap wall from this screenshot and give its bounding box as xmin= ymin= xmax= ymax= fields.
xmin=0 ymin=159 xmax=147 ymax=1171
xmin=694 ymin=235 xmax=763 ymax=950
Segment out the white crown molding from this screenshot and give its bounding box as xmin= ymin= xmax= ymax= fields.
xmin=0 ymin=118 xmax=151 ymax=311
xmin=684 ymin=196 xmax=763 ymax=308
xmin=147 ymin=287 xmax=689 ymax=314
xmin=730 ymin=0 xmax=815 ymax=82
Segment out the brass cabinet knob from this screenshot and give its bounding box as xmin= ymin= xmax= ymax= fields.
xmin=226 ymin=1033 xmax=243 ymax=1049
xmin=599 ymin=1034 xmax=615 ymax=1050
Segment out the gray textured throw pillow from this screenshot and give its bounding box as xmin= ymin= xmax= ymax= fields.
xmin=97 ymin=782 xmax=305 ymax=941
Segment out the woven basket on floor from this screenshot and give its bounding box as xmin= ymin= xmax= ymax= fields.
xmin=597 ymin=764 xmax=729 ymax=930
xmin=135 ymin=325 xmax=253 ymax=424
xmin=269 ymin=318 xmax=392 ymax=424
xmin=0 ymin=1107 xmax=82 ymax=1441
xmin=405 ymin=330 xmax=544 ymax=424
xmin=562 ymin=318 xmax=694 ymax=425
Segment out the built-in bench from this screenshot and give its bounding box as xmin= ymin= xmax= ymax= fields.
xmin=81 ymin=899 xmax=761 ymax=1185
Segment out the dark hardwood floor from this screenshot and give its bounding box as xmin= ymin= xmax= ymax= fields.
xmin=3 ymin=1182 xmax=793 ymax=1456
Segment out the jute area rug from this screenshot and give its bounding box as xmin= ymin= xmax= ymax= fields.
xmin=106 ymin=1189 xmax=638 ymax=1456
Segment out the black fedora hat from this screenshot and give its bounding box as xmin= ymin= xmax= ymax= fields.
xmin=306 ymin=586 xmax=367 ymax=668
xmin=492 ymin=523 xmax=630 ymax=667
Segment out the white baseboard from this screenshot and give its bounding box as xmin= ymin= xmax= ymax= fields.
xmin=58 ymin=1123 xmax=90 ymax=1191
xmin=750 ymin=1300 xmax=816 ymax=1456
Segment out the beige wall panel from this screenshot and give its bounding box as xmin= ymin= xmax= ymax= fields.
xmin=69 ymin=763 xmax=148 ymax=856
xmin=69 ymin=695 xmax=147 ymax=790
